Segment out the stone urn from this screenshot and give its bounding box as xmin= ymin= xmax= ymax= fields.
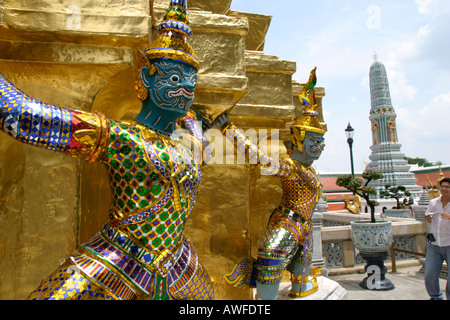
xmin=383 ymin=208 xmax=410 ymax=218
xmin=350 ymin=220 xmax=395 ymax=290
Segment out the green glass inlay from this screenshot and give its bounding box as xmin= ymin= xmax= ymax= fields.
xmin=137 ymin=186 xmax=147 ymax=196
xmin=124 ymin=172 xmax=133 ymax=182
xmin=123 ymin=159 xmax=133 ymax=169
xmin=151 ymin=185 xmax=161 ymax=195
xmin=136 ymin=172 xmax=146 ymax=182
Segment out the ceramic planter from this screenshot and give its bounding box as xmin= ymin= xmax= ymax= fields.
xmin=350 ymin=220 xmax=393 ymax=254
xmin=383 ymin=209 xmax=410 ymax=218
xmin=350 ymin=220 xmax=395 ymax=290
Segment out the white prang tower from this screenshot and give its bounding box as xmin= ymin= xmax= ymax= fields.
xmin=366 ymin=56 xmax=422 ymax=196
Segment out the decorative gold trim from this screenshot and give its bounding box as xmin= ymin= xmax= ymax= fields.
xmin=134 ymin=122 xmax=181 ymax=147
xmin=220 ymin=122 xmax=234 ymax=135
xmin=145 ymin=39 xmax=199 ymax=70
xmin=76 ymin=249 xmax=147 ymax=296
xmin=64 ymin=111 xmax=110 ymax=162
xmin=289 ymin=269 xmax=320 ymax=298
xmin=72 ymin=256 xmax=135 ymax=300
xmin=284 ymin=158 xmax=299 ymax=181
xmin=89 ymin=112 xmax=110 ymax=162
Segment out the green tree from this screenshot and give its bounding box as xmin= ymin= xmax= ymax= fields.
xmin=379 ymin=185 xmax=412 ymax=209
xmin=404 ymin=156 xmax=442 ymax=167
xmin=336 ymin=170 xmax=384 ymax=223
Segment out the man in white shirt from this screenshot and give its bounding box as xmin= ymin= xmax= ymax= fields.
xmin=424 ymin=177 xmax=450 ymax=300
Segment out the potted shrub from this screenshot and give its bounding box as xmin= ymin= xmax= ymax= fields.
xmin=336 ymin=170 xmax=394 ymax=290
xmin=379 ymin=185 xmax=412 ymax=218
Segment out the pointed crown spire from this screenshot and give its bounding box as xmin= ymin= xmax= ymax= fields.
xmin=143 ymin=0 xmax=199 ymax=70
xmin=292 ymin=67 xmax=326 ymax=135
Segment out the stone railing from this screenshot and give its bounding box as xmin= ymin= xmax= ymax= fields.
xmin=307 ymin=189 xmax=433 ymax=278
xmin=321 ymin=212 xmax=427 ymax=273
xmin=310 ymin=192 xmax=429 ymax=276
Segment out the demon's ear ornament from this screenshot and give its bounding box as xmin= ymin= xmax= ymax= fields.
xmin=134 ymin=50 xmax=156 ymax=101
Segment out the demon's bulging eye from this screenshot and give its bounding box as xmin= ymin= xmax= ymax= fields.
xmin=170 ymin=75 xmax=180 ymax=82
xmin=313 ymin=138 xmax=323 ymax=145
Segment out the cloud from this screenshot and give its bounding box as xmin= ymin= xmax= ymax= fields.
xmin=419 ymin=92 xmax=450 ymax=136
xmin=413 ymin=0 xmax=450 ymax=69
xmin=385 ymin=69 xmax=418 ymax=104
xmin=396 ymin=91 xmax=450 ymax=163
xmin=377 ymin=13 xmax=445 ymax=105
xmin=416 ymin=19 xmax=450 ymax=71
xmin=395 ymin=107 xmax=419 ymax=152
xmin=417 ymin=23 xmax=432 ymax=38
xmin=415 ymin=0 xmax=450 ymax=15
xmin=232 ymin=0 xmax=450 ymax=168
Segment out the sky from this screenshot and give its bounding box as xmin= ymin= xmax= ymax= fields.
xmin=229 ymin=0 xmax=450 ymax=173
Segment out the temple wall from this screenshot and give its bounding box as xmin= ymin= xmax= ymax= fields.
xmin=0 ymin=0 xmax=151 ymax=300
xmin=0 ymin=0 xmax=325 ymax=300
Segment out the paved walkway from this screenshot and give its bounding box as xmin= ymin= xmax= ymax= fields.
xmin=328 ymin=264 xmax=447 ymax=300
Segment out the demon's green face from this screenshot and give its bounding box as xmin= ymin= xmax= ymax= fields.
xmin=142 ymin=60 xmax=197 ymax=117
xmin=303 ymin=131 xmax=325 ymax=161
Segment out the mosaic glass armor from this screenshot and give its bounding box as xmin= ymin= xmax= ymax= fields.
xmin=223 ymin=124 xmax=322 ymax=285
xmin=0 ymin=74 xmax=214 ymax=300
xmin=224 ymin=67 xmax=326 ymax=299
xmin=0 ymin=0 xmax=216 ymax=300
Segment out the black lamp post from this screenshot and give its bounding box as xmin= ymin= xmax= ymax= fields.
xmin=345 ymin=123 xmax=355 ymax=177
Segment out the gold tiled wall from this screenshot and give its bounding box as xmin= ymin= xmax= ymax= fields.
xmin=0 ymin=0 xmax=325 ymax=299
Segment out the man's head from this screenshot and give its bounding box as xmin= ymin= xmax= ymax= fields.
xmin=439 ymin=178 xmax=450 ymax=199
